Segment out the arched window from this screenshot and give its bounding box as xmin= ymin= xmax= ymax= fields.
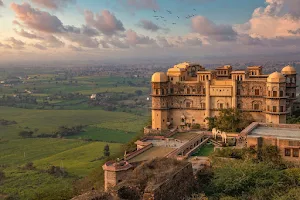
xmin=187 ymin=88 xmax=191 ymax=94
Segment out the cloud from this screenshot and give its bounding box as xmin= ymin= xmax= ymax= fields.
xmin=68 ymin=45 xmax=82 ymax=51
xmin=81 ymin=25 xmax=99 ymax=37
xmin=182 ymin=37 xmax=203 ymax=46
xmin=156 ymin=36 xmax=174 ymax=48
xmin=31 ymin=43 xmax=47 ymax=50
xmin=44 ymin=35 xmax=65 ymax=48
xmin=100 ymin=40 xmax=110 ymax=48
xmin=30 ymin=0 xmax=76 ymax=10
xmin=125 ymin=29 xmax=156 ymax=46
xmin=84 ymin=10 xmax=125 ymax=36
xmin=237 ymin=34 xmax=263 ymax=46
xmin=191 ymin=16 xmax=237 ymax=42
xmin=14 ymin=29 xmax=44 ymax=40
xmin=108 ymin=37 xmax=130 ymax=49
xmin=66 ymin=33 xmax=100 ymax=48
xmin=0 ymin=43 xmax=12 ymax=49
xmin=239 ymin=0 xmax=300 ymax=38
xmin=288 ymin=28 xmax=300 ymax=35
xmin=7 ymin=37 xmax=26 ymax=49
xmin=137 ymin=20 xmax=162 ymax=32
xmin=119 ymin=0 xmax=159 ymax=10
xmin=11 ymin=3 xmax=65 ymax=33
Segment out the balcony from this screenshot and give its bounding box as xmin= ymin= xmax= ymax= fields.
xmin=264 ymin=96 xmax=288 ymax=99
xmin=264 ymin=111 xmax=289 ymax=115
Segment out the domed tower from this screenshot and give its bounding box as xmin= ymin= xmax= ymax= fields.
xmin=151 ymin=72 xmax=169 ymax=131
xmin=265 ymin=72 xmax=287 ymax=124
xmin=281 ymin=65 xmax=297 ymax=113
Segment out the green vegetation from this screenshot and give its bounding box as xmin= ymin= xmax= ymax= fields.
xmin=287 ymin=109 xmax=300 ymax=124
xmin=192 ymin=144 xmax=214 ymax=156
xmin=196 ymin=146 xmax=300 ymax=200
xmin=206 ymin=108 xmax=253 ymax=132
xmin=0 ymin=69 xmax=150 ymax=199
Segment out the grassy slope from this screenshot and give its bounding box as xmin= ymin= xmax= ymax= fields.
xmin=0 ymin=106 xmax=147 ymax=139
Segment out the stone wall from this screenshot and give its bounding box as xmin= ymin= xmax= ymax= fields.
xmin=142 ymin=163 xmax=194 ymax=200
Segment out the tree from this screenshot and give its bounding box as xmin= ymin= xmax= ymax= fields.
xmin=19 ymin=130 xmax=34 ymax=138
xmin=135 ymin=90 xmax=143 ymax=96
xmin=207 ymin=108 xmax=253 ymax=132
xmin=104 ymin=144 xmax=110 ymax=157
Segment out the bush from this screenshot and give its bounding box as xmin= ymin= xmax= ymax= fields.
xmin=19 ymin=130 xmax=33 ymax=138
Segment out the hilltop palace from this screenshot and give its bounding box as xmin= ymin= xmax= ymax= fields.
xmin=150 ymin=62 xmax=298 ymax=131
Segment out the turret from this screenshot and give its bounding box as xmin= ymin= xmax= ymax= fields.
xmin=265 ymin=72 xmax=287 ymax=124
xmin=151 ymin=72 xmax=169 ymax=131
xmin=281 ymin=65 xmax=297 ymax=113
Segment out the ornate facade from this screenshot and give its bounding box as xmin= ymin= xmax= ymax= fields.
xmin=151 ymin=62 xmax=298 ymax=131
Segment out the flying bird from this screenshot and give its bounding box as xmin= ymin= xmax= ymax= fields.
xmin=193 ymin=9 xmax=196 ymax=11
xmin=177 ymin=16 xmax=180 ymax=19
xmin=167 ymin=10 xmax=172 ymax=14
xmin=172 ymin=23 xmax=176 ymax=25
xmin=153 ymin=10 xmax=157 ymax=12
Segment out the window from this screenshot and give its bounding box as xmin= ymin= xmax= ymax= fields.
xmin=255 ymin=89 xmax=260 ymax=96
xmin=181 ymin=118 xmax=185 ymax=123
xmin=186 ymin=102 xmax=191 ymax=108
xmin=267 ymin=105 xmax=270 ymax=111
xmin=268 ymin=91 xmax=271 ymax=97
xmin=280 ymin=106 xmax=284 ymax=112
xmin=155 ymin=89 xmax=159 ymax=95
xmin=187 ymin=88 xmax=191 ymax=94
xmin=192 ymin=88 xmax=196 ymax=93
xmin=171 ymin=77 xmax=173 ymax=81
xmin=273 ymin=91 xmax=277 ymax=97
xmin=161 ymin=89 xmax=165 ymax=95
xmin=273 ymin=106 xmax=277 ymax=112
xmin=254 ymin=104 xmax=260 ymax=110
xmin=293 ymin=149 xmax=299 ymax=157
xmin=203 ymin=88 xmax=206 ymax=94
xmin=237 ymin=104 xmax=241 ymax=109
xmin=219 ymin=103 xmax=224 ymax=109
xmin=237 ymin=89 xmax=241 ymax=95
xmin=200 ymin=103 xmax=206 ymax=109
xmin=292 ymin=93 xmax=295 ymax=98
xmin=280 ymin=91 xmax=283 ymax=97
xmin=170 ymin=88 xmax=174 ymax=94
xmin=285 ymin=148 xmax=291 ymax=156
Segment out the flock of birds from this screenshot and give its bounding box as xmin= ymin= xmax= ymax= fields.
xmin=152 ymin=9 xmax=198 ymax=25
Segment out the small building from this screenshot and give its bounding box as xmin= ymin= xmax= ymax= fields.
xmin=90 ymin=94 xmax=97 ymax=100
xmin=241 ymin=122 xmax=300 ymax=163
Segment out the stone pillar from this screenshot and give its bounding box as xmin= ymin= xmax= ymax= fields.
xmin=232 ymin=79 xmax=237 ymax=108
xmin=205 ymin=80 xmax=211 ymax=118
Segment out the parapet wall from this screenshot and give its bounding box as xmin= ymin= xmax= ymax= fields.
xmin=142 ymin=163 xmax=194 ymax=200
xmin=126 ymin=143 xmax=153 ymax=161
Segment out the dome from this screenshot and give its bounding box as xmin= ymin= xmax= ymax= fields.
xmin=151 ymin=72 xmax=168 ymax=82
xmin=281 ymin=65 xmax=297 ymax=75
xmin=267 ymin=71 xmax=285 ymax=83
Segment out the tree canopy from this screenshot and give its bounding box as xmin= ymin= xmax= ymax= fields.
xmin=206 ymin=108 xmax=253 ymax=132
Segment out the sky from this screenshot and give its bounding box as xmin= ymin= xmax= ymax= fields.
xmin=1 ymin=0 xmax=300 ymax=64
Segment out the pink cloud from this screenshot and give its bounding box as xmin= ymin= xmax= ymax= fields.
xmin=11 ymin=3 xmax=65 ymax=33
xmin=125 ymin=29 xmax=156 ymax=46
xmin=84 ymin=10 xmax=125 ymax=36
xmin=30 ymin=0 xmax=76 ymax=10
xmin=191 ymin=16 xmax=237 ymax=42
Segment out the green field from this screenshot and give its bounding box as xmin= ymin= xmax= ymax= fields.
xmin=0 ymin=71 xmax=150 ymax=199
